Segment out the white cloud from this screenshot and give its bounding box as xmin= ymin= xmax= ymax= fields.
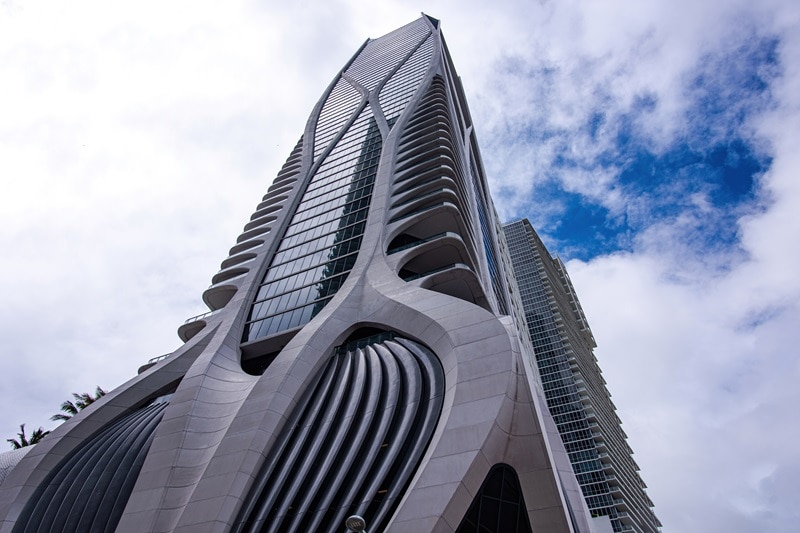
xmin=565 ymin=63 xmax=800 ymax=524
xmin=1 ymin=0 xmax=799 ymax=530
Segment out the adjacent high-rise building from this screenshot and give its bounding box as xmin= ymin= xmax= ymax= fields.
xmin=504 ymin=219 xmax=661 ymax=533
xmin=0 ymin=16 xmax=601 ymax=533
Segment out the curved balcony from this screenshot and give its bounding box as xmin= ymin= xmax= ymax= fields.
xmin=229 ymin=237 xmax=265 ymax=256
xmin=243 ymin=214 xmax=277 ymax=232
xmin=397 ymin=95 xmax=449 ymax=141
xmin=389 ymin=200 xmax=447 ymax=224
xmin=177 ymin=308 xmax=222 ymax=343
xmin=249 ymin=203 xmax=283 ymax=222
xmin=391 ymin=169 xmax=448 ymax=198
xmin=390 ymin=179 xmax=458 ymax=210
xmin=211 ymin=262 xmax=253 ymax=285
xmin=389 ymin=188 xmax=459 ymax=222
xmin=396 ymin=128 xmax=456 ymax=170
xmin=398 ymin=262 xmax=486 ymax=306
xmin=236 ymin=225 xmax=270 ymax=244
xmin=388 ymin=202 xmax=474 ymax=257
xmin=391 ymin=232 xmax=473 ymax=272
xmin=394 ymin=152 xmax=456 ymax=182
xmin=177 ymin=320 xmax=205 ymax=343
xmin=220 ymin=250 xmax=257 ymax=270
xmin=397 ymin=115 xmax=453 ymax=152
xmin=394 ymin=166 xmax=470 ymax=220
xmin=274 ymin=162 xmax=301 ymax=180
xmin=416 ymin=264 xmax=489 ymax=310
xmin=264 ymin=182 xmax=294 ymax=197
xmin=387 ymin=231 xmax=458 ymax=255
xmin=255 ymin=194 xmax=288 ymax=212
xmin=137 ymin=353 xmax=170 ymax=374
xmin=203 ymin=279 xmax=241 ymax=311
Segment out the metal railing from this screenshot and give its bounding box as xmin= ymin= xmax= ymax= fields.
xmin=387 ymin=231 xmax=456 ymax=255
xmin=183 ymin=309 xmax=220 ymax=324
xmin=401 ymin=262 xmax=471 ymax=282
xmin=146 ymin=353 xmax=170 ymax=365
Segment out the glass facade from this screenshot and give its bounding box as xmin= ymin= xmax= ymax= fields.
xmin=504 ymin=219 xmax=661 ymax=533
xmin=346 ymin=22 xmax=430 ymax=92
xmin=314 ymin=79 xmax=362 ymax=160
xmin=471 ymin=160 xmax=509 ymax=315
xmin=3 ymin=18 xmax=619 ymax=533
xmin=243 ymin=20 xmax=435 ymax=344
xmin=243 ymin=108 xmax=382 ymax=342
xmin=378 ymin=35 xmax=434 ymax=125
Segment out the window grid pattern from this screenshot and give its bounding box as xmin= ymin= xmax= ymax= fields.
xmin=378 ymin=35 xmax=434 ymax=125
xmin=505 ymin=222 xmax=618 ymax=527
xmin=314 ymin=78 xmax=362 ymax=159
xmin=243 ymin=107 xmax=382 ymax=342
xmin=346 ymin=21 xmax=430 ymax=91
xmin=471 ymin=158 xmax=509 ymax=315
xmin=504 ymin=220 xmax=661 ymax=533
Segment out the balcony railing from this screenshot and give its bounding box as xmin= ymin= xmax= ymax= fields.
xmin=184 ymin=309 xmax=221 ymax=324
xmin=387 ymin=231 xmax=457 ymax=255
xmin=388 ymin=201 xmax=447 ymax=224
xmin=146 ymin=353 xmax=170 ymax=365
xmin=401 ymin=262 xmax=471 ymax=282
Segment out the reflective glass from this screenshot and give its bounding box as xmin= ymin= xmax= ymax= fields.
xmin=455 ymin=464 xmax=533 ymax=533
xmin=347 ymin=23 xmax=430 ymax=91
xmin=314 ymin=78 xmax=362 ymax=160
xmin=244 ymin=106 xmax=383 ymax=342
xmin=379 ymin=35 xmax=435 ymax=125
xmin=471 ymin=158 xmax=509 ymax=315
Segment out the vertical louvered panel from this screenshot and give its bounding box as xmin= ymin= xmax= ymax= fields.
xmin=234 ymin=336 xmax=443 ymax=533
xmin=14 ymin=401 xmax=168 ymax=533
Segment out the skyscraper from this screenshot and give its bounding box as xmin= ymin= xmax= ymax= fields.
xmin=2 ymin=16 xmax=605 ymax=533
xmin=504 ymin=219 xmax=661 ymax=533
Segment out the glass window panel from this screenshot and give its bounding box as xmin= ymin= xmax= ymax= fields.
xmin=300 ymin=304 xmax=314 ymax=324
xmin=245 ymin=108 xmax=382 ymax=342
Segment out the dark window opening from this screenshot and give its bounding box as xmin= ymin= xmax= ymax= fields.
xmin=337 ymin=327 xmax=394 ymax=354
xmin=456 ymin=464 xmax=533 ymax=533
xmin=241 ymin=350 xmax=282 ymax=376
xmin=387 ymin=233 xmax=423 ymax=254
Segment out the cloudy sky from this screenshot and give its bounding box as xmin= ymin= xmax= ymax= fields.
xmin=1 ymin=0 xmax=798 ymax=531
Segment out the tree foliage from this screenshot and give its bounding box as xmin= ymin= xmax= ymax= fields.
xmin=7 ymin=424 xmax=49 ymax=449
xmin=51 ymin=386 xmax=107 ymax=422
xmin=6 ymin=386 xmax=107 ymax=449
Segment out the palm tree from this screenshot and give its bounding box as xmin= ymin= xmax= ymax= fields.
xmin=51 ymin=386 xmax=107 ymax=422
xmin=7 ymin=424 xmax=50 ymax=449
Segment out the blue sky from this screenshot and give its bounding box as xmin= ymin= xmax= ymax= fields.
xmin=492 ymin=26 xmax=778 ymax=262
xmin=1 ymin=1 xmax=799 ymax=531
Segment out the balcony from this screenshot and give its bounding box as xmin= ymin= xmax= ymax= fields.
xmin=401 ymin=262 xmax=490 ymax=311
xmin=387 ymin=231 xmax=454 ymax=255
xmin=220 ymin=251 xmax=257 ymax=270
xmin=243 ymin=213 xmax=278 ymax=232
xmin=137 ymin=353 xmax=171 ymax=374
xmin=177 ymin=309 xmax=222 ymax=343
xmin=236 ymin=224 xmax=271 ymax=244
xmin=400 ymin=262 xmax=471 ymax=282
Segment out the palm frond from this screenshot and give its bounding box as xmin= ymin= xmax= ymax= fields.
xmin=51 ymin=386 xmax=107 ymax=422
xmin=30 ymin=428 xmax=50 ymax=444
xmin=7 ymin=424 xmax=32 ymax=449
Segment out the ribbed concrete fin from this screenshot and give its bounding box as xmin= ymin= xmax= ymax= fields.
xmin=12 ymin=401 xmax=169 ymax=533
xmin=233 ymin=335 xmax=443 ymax=533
